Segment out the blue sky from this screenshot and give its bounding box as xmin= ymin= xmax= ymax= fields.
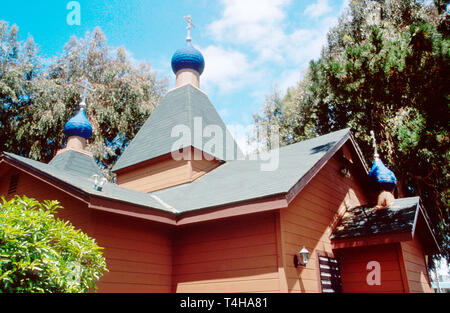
xmin=1 ymin=0 xmax=350 ymax=152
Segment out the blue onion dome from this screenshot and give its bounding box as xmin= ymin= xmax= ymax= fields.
xmin=368 ymin=158 xmax=397 ymax=192
xmin=171 ymin=40 xmax=205 ymax=75
xmin=64 ymin=108 xmax=93 ymax=139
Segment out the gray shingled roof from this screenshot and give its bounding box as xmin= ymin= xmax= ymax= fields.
xmin=331 ymin=197 xmax=420 ymax=240
xmin=153 ymin=128 xmax=351 ymax=212
xmin=2 ymin=128 xmax=351 ymax=215
xmin=3 ymin=152 xmax=169 ymax=212
xmin=49 ymin=150 xmax=102 ymax=178
xmin=113 ymin=85 xmax=243 ymax=172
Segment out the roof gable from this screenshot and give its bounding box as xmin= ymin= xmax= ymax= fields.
xmin=331 ymin=197 xmax=440 ymax=254
xmin=113 ymin=85 xmax=243 ymax=172
xmin=153 ymin=128 xmax=352 ymax=212
xmin=331 ymin=197 xmax=420 ymax=240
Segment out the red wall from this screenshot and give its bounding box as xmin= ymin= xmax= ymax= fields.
xmin=91 ymin=212 xmax=173 ymax=293
xmin=0 ymin=167 xmax=91 ymax=234
xmin=279 ymin=154 xmax=368 ymax=292
xmin=0 ymin=158 xmax=434 ymax=293
xmin=0 ymin=166 xmax=173 ymax=293
xmin=400 ymin=239 xmax=433 ymax=293
xmin=172 ymin=212 xmax=280 ymax=293
xmin=335 ymin=244 xmax=407 ymax=293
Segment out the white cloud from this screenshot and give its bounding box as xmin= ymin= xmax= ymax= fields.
xmin=277 ymin=68 xmax=301 ymax=92
xmin=207 ymin=0 xmax=340 ymax=66
xmin=304 ymin=0 xmax=332 ymax=18
xmin=207 ymin=0 xmax=289 ymax=63
xmin=202 ymin=0 xmax=344 ymax=104
xmin=201 ymin=45 xmax=260 ymax=93
xmin=209 ymin=0 xmax=289 ymax=45
xmin=285 ymin=29 xmax=319 ymax=61
xmin=284 ymin=15 xmax=339 ymax=63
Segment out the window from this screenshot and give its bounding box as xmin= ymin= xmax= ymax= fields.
xmin=7 ymin=174 xmax=19 ymax=196
xmin=319 ymin=255 xmax=342 ymax=293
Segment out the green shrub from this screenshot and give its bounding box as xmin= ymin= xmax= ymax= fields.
xmin=0 ymin=196 xmax=107 ymax=293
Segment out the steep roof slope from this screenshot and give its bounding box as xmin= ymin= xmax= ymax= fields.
xmin=112 ymin=85 xmax=243 ymax=172
xmin=2 ymin=128 xmax=352 ymax=215
xmin=49 ymin=150 xmax=102 ymax=178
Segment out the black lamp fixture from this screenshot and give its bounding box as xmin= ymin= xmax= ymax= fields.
xmin=294 ymin=246 xmax=310 ymax=268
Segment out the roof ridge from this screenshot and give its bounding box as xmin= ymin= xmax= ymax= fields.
xmin=244 ymin=128 xmax=352 ymax=158
xmin=167 ymin=83 xmax=208 ymax=97
xmin=149 ymin=194 xmax=179 ymax=214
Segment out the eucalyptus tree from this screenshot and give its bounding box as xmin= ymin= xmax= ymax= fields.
xmin=253 ymin=0 xmax=449 ymax=261
xmin=1 ymin=23 xmax=168 ymax=172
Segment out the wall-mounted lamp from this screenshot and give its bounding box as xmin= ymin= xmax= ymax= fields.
xmin=294 ymin=246 xmax=310 ymax=268
xmin=340 ymin=167 xmax=351 ymax=178
xmin=92 ymin=174 xmax=107 ymax=192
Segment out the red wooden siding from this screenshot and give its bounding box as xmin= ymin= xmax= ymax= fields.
xmin=400 ymin=238 xmax=433 ymax=293
xmin=335 ymin=244 xmax=406 ymax=292
xmin=90 ymin=212 xmax=173 ymax=293
xmin=172 ymin=212 xmax=280 ymax=293
xmin=279 ymin=154 xmax=368 ymax=292
xmin=0 ymin=167 xmax=12 ymax=196
xmin=0 ymin=167 xmax=91 ymax=234
xmin=116 ymin=148 xmax=220 ymax=193
xmin=0 ymin=166 xmax=173 ymax=293
xmin=0 ymin=149 xmax=434 ymax=293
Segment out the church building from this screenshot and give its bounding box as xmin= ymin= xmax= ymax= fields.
xmin=0 ymin=22 xmax=440 ymax=293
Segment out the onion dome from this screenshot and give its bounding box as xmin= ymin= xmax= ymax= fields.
xmin=368 ymin=158 xmax=397 ymax=192
xmin=171 ymin=40 xmax=205 ymax=75
xmin=64 ymin=108 xmax=92 ymax=139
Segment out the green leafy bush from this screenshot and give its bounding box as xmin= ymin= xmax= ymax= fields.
xmin=0 ymin=196 xmax=107 ymax=293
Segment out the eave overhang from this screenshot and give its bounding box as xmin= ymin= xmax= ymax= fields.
xmin=330 ymin=199 xmax=441 ymax=255
xmin=0 ymin=130 xmax=370 ymax=228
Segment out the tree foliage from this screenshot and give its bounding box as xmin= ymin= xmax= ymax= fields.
xmin=0 ymin=196 xmax=107 ymax=293
xmin=0 ymin=23 xmax=168 ymax=173
xmin=253 ymin=0 xmax=449 ymax=261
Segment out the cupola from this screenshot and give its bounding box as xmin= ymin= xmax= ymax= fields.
xmin=58 ymin=80 xmax=94 ymax=155
xmin=171 ymin=15 xmax=205 ymax=88
xmin=171 ymin=41 xmax=205 ymax=75
xmin=368 ymin=131 xmax=397 ymax=207
xmin=63 ymin=106 xmax=92 ymax=150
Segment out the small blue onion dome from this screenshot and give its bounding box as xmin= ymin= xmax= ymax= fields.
xmin=64 ymin=108 xmax=93 ymax=139
xmin=171 ymin=40 xmax=205 ymax=75
xmin=368 ymin=159 xmax=397 ymax=192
